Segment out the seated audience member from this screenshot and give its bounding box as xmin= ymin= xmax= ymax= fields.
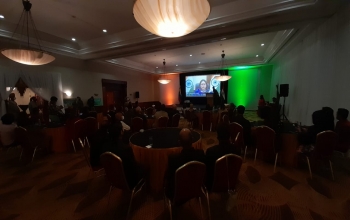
xmin=187 ymin=103 xmax=199 ymax=127
xmin=205 ymin=104 xmax=212 ymax=111
xmin=233 ymin=105 xmax=252 ymax=145
xmin=123 ymin=107 xmax=133 ymax=126
xmin=49 ymin=96 xmax=64 ymax=122
xmin=298 ymin=110 xmax=327 ymax=153
xmin=0 ymin=114 xmax=17 ymax=147
xmin=167 ymin=104 xmax=179 ymax=120
xmin=153 ymin=104 xmax=169 ymax=127
xmin=28 ymin=97 xmax=38 ymax=115
xmin=335 ymin=108 xmax=350 ymax=153
xmin=228 ymin=103 xmax=236 ymax=122
xmin=115 ymin=112 xmax=130 ymax=131
xmin=218 ymin=103 xmax=228 ymax=121
xmin=258 ymin=95 xmax=266 ymax=107
xmin=322 ymin=107 xmax=335 ymax=131
xmin=206 ymin=123 xmax=241 ymax=189
xmin=165 ymin=128 xmax=206 ymax=197
xmin=29 ymin=107 xmax=42 ymax=125
xmin=134 ymin=106 xmax=147 ymax=129
xmin=90 ymin=120 xmax=140 ymax=187
xmin=7 ymin=93 xmax=21 ymax=121
xmin=79 ymin=106 xmax=90 ymax=119
xmin=17 ymin=112 xmax=31 ymax=127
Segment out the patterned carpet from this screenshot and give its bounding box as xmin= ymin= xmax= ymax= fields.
xmin=0 ymin=119 xmax=350 ymax=220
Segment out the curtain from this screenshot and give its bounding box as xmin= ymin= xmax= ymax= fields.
xmin=270 ymin=5 xmax=350 ymax=125
xmin=0 ymin=68 xmax=63 ymax=117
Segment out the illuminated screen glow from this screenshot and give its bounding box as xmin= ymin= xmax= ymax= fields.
xmin=185 ymin=74 xmax=221 ymax=97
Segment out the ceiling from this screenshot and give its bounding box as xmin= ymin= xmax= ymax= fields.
xmin=0 ymin=0 xmax=346 ymax=74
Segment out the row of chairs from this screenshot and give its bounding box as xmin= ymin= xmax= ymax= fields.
xmin=100 ymin=152 xmax=243 ymax=220
xmin=130 ymin=114 xmax=181 ymax=132
xmin=232 ymin=123 xmax=338 ymax=180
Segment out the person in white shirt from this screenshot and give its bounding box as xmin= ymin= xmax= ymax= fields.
xmin=0 ymin=113 xmax=17 ymax=147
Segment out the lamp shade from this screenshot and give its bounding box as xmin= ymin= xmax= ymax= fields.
xmin=214 ymin=75 xmax=231 ymax=82
xmin=1 ymin=49 xmax=55 ymax=65
xmin=133 ymin=0 xmax=210 ymax=38
xmin=158 ymin=79 xmax=171 ymax=84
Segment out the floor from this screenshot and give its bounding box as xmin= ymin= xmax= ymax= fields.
xmin=1 ymin=117 xmax=350 ymax=220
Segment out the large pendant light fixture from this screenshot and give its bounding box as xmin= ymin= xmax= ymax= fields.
xmin=158 ymin=59 xmax=171 ymax=84
xmin=214 ymin=50 xmax=231 ymax=82
xmin=133 ymin=0 xmax=211 ymax=38
xmin=1 ymin=0 xmax=55 ymax=65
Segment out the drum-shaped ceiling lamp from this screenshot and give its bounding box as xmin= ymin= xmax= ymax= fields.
xmin=133 ymin=0 xmax=211 ymax=38
xmin=158 ymin=59 xmax=171 ymax=84
xmin=1 ymin=0 xmax=55 ymax=65
xmin=214 ymin=50 xmax=231 ymax=82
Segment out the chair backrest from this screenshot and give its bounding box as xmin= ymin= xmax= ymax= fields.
xmin=229 ymin=122 xmax=244 ymax=147
xmin=222 ymin=114 xmax=230 ymax=124
xmin=145 ymin=107 xmax=154 ymax=117
xmin=220 ymin=112 xmax=228 ymax=122
xmin=171 ymin=113 xmax=180 ymax=127
xmin=84 ymin=117 xmax=98 ymax=137
xmin=74 ymin=119 xmax=87 ymax=140
xmin=173 ymin=161 xmax=206 ymax=204
xmin=202 ymin=110 xmax=212 ymax=130
xmin=255 ymin=126 xmax=276 ymax=154
xmin=184 ymin=110 xmax=192 ymax=122
xmin=100 ymin=152 xmax=130 ymax=190
xmin=211 ymin=154 xmax=243 ymax=192
xmin=132 ymin=117 xmax=144 ymax=132
xmin=14 ymin=126 xmax=30 ymax=148
xmin=158 ymin=116 xmax=169 ymax=128
xmin=314 ymin=130 xmax=337 ymax=160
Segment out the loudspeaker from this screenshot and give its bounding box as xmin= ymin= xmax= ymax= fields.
xmin=135 ymin=91 xmax=139 ymax=99
xmin=280 ymin=84 xmax=289 ymax=97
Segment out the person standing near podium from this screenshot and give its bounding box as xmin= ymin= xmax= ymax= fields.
xmin=213 ymin=86 xmax=220 ymax=108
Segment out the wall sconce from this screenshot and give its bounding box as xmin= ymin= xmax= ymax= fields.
xmin=64 ymin=90 xmax=72 ymax=97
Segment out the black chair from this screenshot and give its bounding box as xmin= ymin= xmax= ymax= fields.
xmin=164 ymin=161 xmax=210 ymax=220
xmin=100 ymin=152 xmax=145 ymax=219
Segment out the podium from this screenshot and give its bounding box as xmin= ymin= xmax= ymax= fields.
xmin=206 ymin=93 xmax=213 ymax=106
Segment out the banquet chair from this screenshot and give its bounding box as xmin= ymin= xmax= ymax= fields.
xmin=184 ymin=110 xmax=193 ymax=127
xmin=222 ymin=114 xmax=230 ymax=124
xmin=100 ymin=152 xmax=145 ymax=219
xmin=210 ymin=154 xmax=243 ymax=194
xmin=72 ymin=119 xmax=87 ymax=152
xmin=171 ymin=113 xmax=180 ymax=127
xmin=202 ymin=110 xmax=212 ymax=131
xmin=254 ymin=126 xmax=278 ymax=172
xmin=84 ymin=117 xmax=98 ymax=148
xmin=131 ymin=117 xmax=144 ymax=132
xmin=78 ymin=139 xmax=104 ymax=178
xmin=15 ymin=126 xmax=46 ymax=162
xmin=158 ymin=116 xmax=169 ymax=128
xmin=164 ymin=161 xmax=210 ymax=220
xmin=229 ymin=122 xmax=247 ymax=161
xmin=304 ymin=131 xmax=337 ymax=180
xmin=145 ymin=107 xmax=154 ymax=117
xmin=220 ymin=112 xmax=228 ymax=123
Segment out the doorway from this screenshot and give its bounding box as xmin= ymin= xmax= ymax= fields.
xmin=102 ymin=79 xmax=127 ymax=113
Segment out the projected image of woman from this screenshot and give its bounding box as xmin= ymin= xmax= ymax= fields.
xmin=195 ymin=79 xmax=211 ymax=95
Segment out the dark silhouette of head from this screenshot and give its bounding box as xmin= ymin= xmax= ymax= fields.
xmin=9 ymin=93 xmax=15 ymax=101
xmin=30 ymin=97 xmax=37 ymax=102
xmin=237 ymin=105 xmax=245 ymax=115
xmin=179 ymin=128 xmax=192 ymax=148
xmin=50 ymin=96 xmax=58 ymax=104
xmin=217 ymin=122 xmax=230 ymax=141
xmin=312 ymin=110 xmax=324 ymax=126
xmin=260 ymin=95 xmax=264 ymax=100
xmin=1 ymin=113 xmax=15 ymax=125
xmin=160 ymin=104 xmax=166 ymax=111
xmin=337 ymin=108 xmax=349 ymax=121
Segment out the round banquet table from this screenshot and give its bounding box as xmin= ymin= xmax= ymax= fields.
xmin=130 ymin=128 xmax=202 ymax=193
